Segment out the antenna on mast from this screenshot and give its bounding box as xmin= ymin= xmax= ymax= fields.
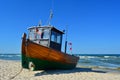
xmin=47 ymin=0 xmax=54 ymax=26
xmin=48 ymin=10 xmax=53 ymax=26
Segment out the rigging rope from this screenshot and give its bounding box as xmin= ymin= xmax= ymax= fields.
xmin=9 ymin=36 xmax=27 ymax=80
xmin=9 ymin=68 xmax=23 ymax=80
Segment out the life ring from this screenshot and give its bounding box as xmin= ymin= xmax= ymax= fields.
xmin=29 ymin=62 xmax=35 ymax=71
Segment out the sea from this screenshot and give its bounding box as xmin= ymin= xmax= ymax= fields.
xmin=0 ymin=53 xmax=120 ymax=70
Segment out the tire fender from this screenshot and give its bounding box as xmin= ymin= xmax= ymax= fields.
xmin=29 ymin=62 xmax=35 ymax=71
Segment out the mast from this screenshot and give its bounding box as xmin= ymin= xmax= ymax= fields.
xmin=47 ymin=0 xmax=54 ymax=26
xmin=48 ymin=10 xmax=53 ymax=26
xmin=65 ymin=26 xmax=68 ymax=53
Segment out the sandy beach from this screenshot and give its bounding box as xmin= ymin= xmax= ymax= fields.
xmin=0 ymin=59 xmax=120 ymax=80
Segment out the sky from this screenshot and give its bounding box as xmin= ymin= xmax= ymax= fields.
xmin=0 ymin=0 xmax=120 ymax=54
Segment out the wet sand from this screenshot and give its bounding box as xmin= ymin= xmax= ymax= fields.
xmin=0 ymin=59 xmax=120 ymax=80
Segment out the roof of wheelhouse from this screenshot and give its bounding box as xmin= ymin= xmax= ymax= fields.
xmin=28 ymin=25 xmax=64 ymax=34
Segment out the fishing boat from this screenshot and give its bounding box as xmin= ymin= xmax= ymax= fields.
xmin=21 ymin=24 xmax=79 ymax=70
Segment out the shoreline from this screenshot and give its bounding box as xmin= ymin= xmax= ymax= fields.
xmin=77 ymin=65 xmax=120 ymax=73
xmin=0 ymin=59 xmax=120 ymax=80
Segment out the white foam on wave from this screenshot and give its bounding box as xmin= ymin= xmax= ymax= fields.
xmin=104 ymin=56 xmax=110 ymax=58
xmin=79 ymin=56 xmax=97 ymax=59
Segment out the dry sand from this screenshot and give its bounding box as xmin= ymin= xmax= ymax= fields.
xmin=0 ymin=59 xmax=120 ymax=80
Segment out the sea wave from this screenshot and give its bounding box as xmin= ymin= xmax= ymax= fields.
xmin=78 ymin=55 xmax=120 ymax=70
xmin=0 ymin=54 xmax=21 ymax=61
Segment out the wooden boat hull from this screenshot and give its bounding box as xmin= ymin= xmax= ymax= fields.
xmin=22 ymin=53 xmax=77 ymax=70
xmin=21 ymin=33 xmax=79 ymax=70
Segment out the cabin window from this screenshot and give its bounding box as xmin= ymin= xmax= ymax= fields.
xmin=29 ymin=29 xmax=36 ymax=40
xmin=29 ymin=28 xmax=50 ymax=40
xmin=51 ymin=31 xmax=62 ymax=44
xmin=43 ymin=29 xmax=50 ymax=39
xmin=57 ymin=33 xmax=62 ymax=44
xmin=51 ymin=31 xmax=56 ymax=42
xmin=36 ymin=28 xmax=42 ymax=39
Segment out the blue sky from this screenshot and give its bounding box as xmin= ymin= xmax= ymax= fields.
xmin=0 ymin=0 xmax=120 ymax=54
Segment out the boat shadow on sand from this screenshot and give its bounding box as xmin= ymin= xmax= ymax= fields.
xmin=34 ymin=67 xmax=106 ymax=76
